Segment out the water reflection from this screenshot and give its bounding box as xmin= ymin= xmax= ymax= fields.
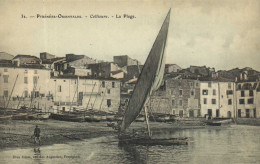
xmin=118 ymin=144 xmax=148 ymax=164
xmin=1 ymin=125 xmax=260 ymax=164
xmin=33 ymin=147 xmax=43 ymax=164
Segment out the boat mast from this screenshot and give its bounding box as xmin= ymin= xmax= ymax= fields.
xmin=144 ymin=105 xmax=151 ymax=137
xmin=5 ymin=74 xmax=19 ymax=110
xmin=84 ymin=82 xmax=96 ymax=117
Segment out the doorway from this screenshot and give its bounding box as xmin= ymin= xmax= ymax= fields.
xmin=246 ymin=109 xmax=250 ymax=118
xmin=238 ymin=109 xmax=241 ymax=118
xmin=216 ymin=109 xmax=220 ymax=118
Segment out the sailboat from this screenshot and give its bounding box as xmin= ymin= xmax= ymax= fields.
xmin=118 ymin=9 xmax=188 ymax=145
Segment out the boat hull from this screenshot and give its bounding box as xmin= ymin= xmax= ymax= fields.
xmin=119 ymin=137 xmax=189 ymax=146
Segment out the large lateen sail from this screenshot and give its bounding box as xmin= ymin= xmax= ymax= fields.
xmin=121 ymin=9 xmax=171 ymax=131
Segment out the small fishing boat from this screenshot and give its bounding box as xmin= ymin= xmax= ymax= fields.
xmin=50 ymin=113 xmax=84 ymax=122
xmin=33 ymin=113 xmax=50 ymax=120
xmin=106 ymin=115 xmax=115 ymax=122
xmin=205 ymin=118 xmax=233 ymax=126
xmin=12 ymin=113 xmax=29 ymax=120
xmin=118 ymin=136 xmax=189 ymax=146
xmin=135 ymin=116 xmax=145 ymax=122
xmin=0 ymin=115 xmax=12 ymax=121
xmin=118 ymin=9 xmax=188 ymax=146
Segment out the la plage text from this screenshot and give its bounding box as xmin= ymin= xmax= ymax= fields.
xmin=21 ymin=14 xmax=136 ymax=19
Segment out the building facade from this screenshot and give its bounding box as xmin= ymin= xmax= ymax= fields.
xmin=150 ymin=79 xmax=200 ymax=117
xmin=200 ymin=81 xmax=236 ymax=118
xmin=236 ymin=81 xmax=260 ymax=118
xmin=0 ymin=67 xmax=52 ymax=109
xmin=50 ymin=76 xmax=120 ymax=113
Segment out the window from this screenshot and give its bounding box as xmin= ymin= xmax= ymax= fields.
xmin=33 ymin=76 xmax=38 ymax=85
xmin=196 ymin=82 xmax=199 ymax=87
xmin=190 ymin=82 xmax=193 ymax=87
xmin=249 ymin=90 xmax=254 ymax=96
xmin=179 ymin=100 xmax=183 ymax=106
xmin=212 ymin=99 xmax=216 ymax=104
xmin=58 ymin=85 xmax=62 ymax=92
xmin=102 ymin=81 xmax=105 ymax=88
xmin=112 ymin=82 xmax=115 ymax=88
xmin=238 ymin=109 xmax=241 ymax=118
xmin=179 ymin=90 xmax=183 ymax=96
xmin=179 ymin=110 xmax=183 ymax=117
xmin=203 ymin=98 xmax=207 ymax=104
xmin=24 ymin=77 xmax=28 ymax=84
xmin=24 ymin=90 xmax=28 ymax=97
xmin=213 ymin=89 xmax=216 ymax=95
xmin=237 ymin=84 xmax=241 ymax=89
xmin=208 ymin=82 xmax=212 ymax=87
xmin=239 ymin=99 xmax=245 ymax=104
xmin=202 ymin=89 xmax=208 ymax=95
xmin=172 ymin=99 xmax=175 ymax=106
xmin=191 ymin=90 xmax=194 ymax=96
xmin=171 ymin=89 xmax=174 ymax=95
xmin=228 ymin=82 xmax=231 ymax=89
xmin=226 ymin=90 xmax=233 ymax=95
xmin=228 ymin=99 xmax=232 ymax=105
xmin=4 ymin=68 xmax=8 ymax=72
xmin=107 ymin=99 xmax=111 ymax=107
xmin=3 ymin=75 xmax=9 ymax=83
xmin=107 ymin=89 xmax=111 ymax=94
xmin=3 ymin=90 xmax=8 ymax=97
xmin=34 ymin=70 xmax=37 ymax=74
xmin=248 ymin=98 xmax=254 ymax=104
xmin=241 ymin=91 xmax=245 ymax=97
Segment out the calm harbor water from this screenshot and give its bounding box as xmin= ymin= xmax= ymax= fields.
xmin=1 ymin=125 xmax=260 ymax=164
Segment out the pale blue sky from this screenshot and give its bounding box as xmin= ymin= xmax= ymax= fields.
xmin=0 ymin=0 xmax=260 ymax=71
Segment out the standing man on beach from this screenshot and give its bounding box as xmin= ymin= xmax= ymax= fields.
xmin=34 ymin=125 xmax=41 ymax=144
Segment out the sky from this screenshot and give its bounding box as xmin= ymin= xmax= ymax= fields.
xmin=0 ymin=0 xmax=260 ymax=71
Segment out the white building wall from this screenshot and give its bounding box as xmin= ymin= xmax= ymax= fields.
xmin=219 ymin=82 xmax=236 ymax=118
xmin=0 ymin=67 xmax=51 ymax=108
xmin=50 ymin=78 xmax=120 ymax=113
xmin=200 ymin=81 xmax=219 ymax=118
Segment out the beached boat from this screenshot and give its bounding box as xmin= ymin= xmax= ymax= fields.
xmin=204 ymin=118 xmax=233 ymax=126
xmin=106 ymin=115 xmax=115 ymax=121
xmin=0 ymin=115 xmax=12 ymax=121
xmin=135 ymin=116 xmax=145 ymax=122
xmin=33 ymin=113 xmax=50 ymax=120
xmin=118 ymin=10 xmax=188 ymax=146
xmin=12 ymin=113 xmax=29 ymax=120
xmin=50 ymin=113 xmax=84 ymax=122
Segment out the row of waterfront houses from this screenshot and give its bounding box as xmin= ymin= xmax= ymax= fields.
xmin=150 ymin=78 xmax=260 ymax=119
xmin=1 ymin=52 xmax=260 ymax=119
xmin=0 ymin=66 xmax=120 ymax=113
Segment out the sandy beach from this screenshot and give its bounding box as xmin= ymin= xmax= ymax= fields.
xmin=0 ymin=119 xmax=206 ymax=150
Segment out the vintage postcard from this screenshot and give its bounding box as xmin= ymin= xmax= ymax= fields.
xmin=0 ymin=0 xmax=260 ymax=164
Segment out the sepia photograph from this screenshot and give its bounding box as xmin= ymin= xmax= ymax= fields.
xmin=0 ymin=0 xmax=260 ymax=163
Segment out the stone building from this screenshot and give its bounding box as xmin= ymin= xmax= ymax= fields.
xmin=150 ymin=79 xmax=200 ymax=117
xmin=12 ymin=55 xmax=41 ymax=66
xmin=165 ymin=64 xmax=181 ymax=74
xmin=113 ymin=55 xmax=141 ymax=67
xmin=40 ymin=52 xmax=55 ymax=60
xmin=236 ymin=81 xmax=260 ymax=118
xmin=88 ymin=62 xmax=123 ymax=78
